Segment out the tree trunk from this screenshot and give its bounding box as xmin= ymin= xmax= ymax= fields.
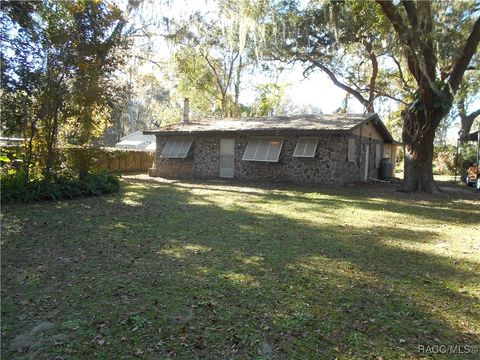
xmin=221 ymin=91 xmax=228 ymax=117
xmin=127 ymin=91 xmax=135 ymax=133
xmin=400 ymin=106 xmax=444 ymax=193
xmin=233 ymin=56 xmax=242 ymax=116
xmin=44 ymin=107 xmax=59 ymax=184
xmin=24 ymin=119 xmax=36 ymax=184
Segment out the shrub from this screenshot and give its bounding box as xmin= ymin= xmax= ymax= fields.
xmin=1 ymin=171 xmax=120 ymax=203
xmin=62 ymin=145 xmax=103 ymax=177
xmin=0 ymin=170 xmax=29 ymax=202
xmin=458 ymin=143 xmax=478 ymax=173
xmin=62 ymin=145 xmax=153 ymax=174
xmin=433 ymin=145 xmax=456 ymax=175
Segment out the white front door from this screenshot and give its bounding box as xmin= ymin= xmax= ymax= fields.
xmin=220 ymin=139 xmax=234 ymax=178
xmin=364 ymin=144 xmax=370 ymax=181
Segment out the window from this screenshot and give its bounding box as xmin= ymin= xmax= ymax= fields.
xmin=348 ymin=138 xmax=356 ymax=162
xmin=161 ymin=137 xmax=193 ymax=158
xmin=242 ymin=137 xmax=284 ymax=162
xmin=293 ymin=137 xmax=319 ymax=158
xmin=375 ymin=144 xmax=382 ymax=168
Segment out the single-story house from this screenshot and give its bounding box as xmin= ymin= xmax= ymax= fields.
xmin=115 ymin=131 xmax=156 ymax=151
xmin=144 ymin=113 xmax=399 ymax=185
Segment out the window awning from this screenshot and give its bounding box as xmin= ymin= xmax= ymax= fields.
xmin=161 ymin=137 xmax=193 ymax=158
xmin=242 ymin=137 xmax=284 ymax=162
xmin=293 ymin=137 xmax=318 ymax=157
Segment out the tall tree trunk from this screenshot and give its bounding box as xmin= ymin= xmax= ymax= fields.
xmin=401 ymin=114 xmax=438 ymax=193
xmin=43 ymin=75 xmax=64 ymax=183
xmin=44 ymin=103 xmax=60 ymax=184
xmin=233 ymin=56 xmax=242 ymax=116
xmin=221 ymin=91 xmax=228 ymax=117
xmin=24 ymin=118 xmax=37 ymax=184
xmin=127 ymin=91 xmax=135 ymax=133
xmin=400 ymin=93 xmax=451 ymax=193
xmin=377 ymin=2 xmax=480 ymax=193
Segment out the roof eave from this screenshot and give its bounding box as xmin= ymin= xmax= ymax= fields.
xmin=144 ymin=128 xmax=352 ymax=136
xmin=349 ymin=113 xmax=397 ymax=144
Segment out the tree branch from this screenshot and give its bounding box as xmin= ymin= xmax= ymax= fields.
xmin=373 ymin=90 xmax=408 ymax=105
xmin=363 ymin=40 xmax=378 ymax=111
xmin=377 ymin=1 xmax=422 ymax=83
xmin=302 ymin=56 xmax=370 ymax=108
xmin=458 ymin=99 xmax=480 ymax=140
xmin=378 ymin=0 xmax=438 ymax=107
xmin=402 ymin=1 xmax=418 ymax=28
xmin=416 ymin=1 xmax=436 ymax=80
xmin=225 ymin=52 xmax=239 ymax=94
xmin=134 ymin=55 xmax=163 ymax=69
xmin=203 ymin=53 xmax=225 ymax=94
xmin=467 ymin=109 xmax=480 ymax=122
xmin=391 ymin=54 xmax=408 ymax=86
xmin=447 ymin=16 xmax=480 ymax=95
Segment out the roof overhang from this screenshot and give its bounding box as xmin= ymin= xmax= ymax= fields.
xmin=143 ymin=128 xmax=351 ymax=136
xmin=143 ymin=113 xmax=400 ymax=144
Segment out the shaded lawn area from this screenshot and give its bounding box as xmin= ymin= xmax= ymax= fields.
xmin=1 ymin=176 xmax=479 ymax=359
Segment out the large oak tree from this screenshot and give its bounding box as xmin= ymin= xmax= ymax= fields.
xmin=377 ymin=0 xmax=480 ymax=192
xmin=260 ymin=0 xmax=479 ymax=192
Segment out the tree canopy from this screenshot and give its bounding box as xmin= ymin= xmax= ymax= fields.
xmin=1 ymin=0 xmax=479 ymax=192
xmin=1 ymin=0 xmax=128 ymax=180
xmin=253 ymin=0 xmax=480 ymax=192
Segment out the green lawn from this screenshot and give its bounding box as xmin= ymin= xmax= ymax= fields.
xmin=1 ymin=176 xmax=479 ymax=359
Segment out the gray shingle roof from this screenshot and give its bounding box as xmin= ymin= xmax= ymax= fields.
xmin=145 ymin=113 xmax=399 ymax=144
xmin=145 ymin=113 xmax=380 ymax=134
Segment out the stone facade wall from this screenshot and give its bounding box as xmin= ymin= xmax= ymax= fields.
xmin=149 ymin=132 xmax=383 ymax=185
xmin=193 ymin=136 xmax=220 ymax=177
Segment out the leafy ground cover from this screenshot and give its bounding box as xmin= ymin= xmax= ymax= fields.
xmin=1 ymin=175 xmax=479 ymax=359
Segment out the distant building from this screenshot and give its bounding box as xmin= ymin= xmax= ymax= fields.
xmin=115 ymin=131 xmax=155 ymax=151
xmin=0 ymin=137 xmax=23 ymax=146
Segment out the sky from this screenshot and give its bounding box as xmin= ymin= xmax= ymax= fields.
xmin=122 ymin=0 xmax=477 ymax=144
xmin=129 ymin=0 xmax=372 ymax=114
xmin=240 ymin=63 xmax=366 ymax=114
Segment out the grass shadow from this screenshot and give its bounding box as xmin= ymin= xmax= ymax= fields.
xmin=1 ymin=179 xmax=479 ymax=359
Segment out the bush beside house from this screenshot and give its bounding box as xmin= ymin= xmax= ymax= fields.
xmin=1 ymin=171 xmax=120 ymax=203
xmin=0 ymin=146 xmax=152 ymax=203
